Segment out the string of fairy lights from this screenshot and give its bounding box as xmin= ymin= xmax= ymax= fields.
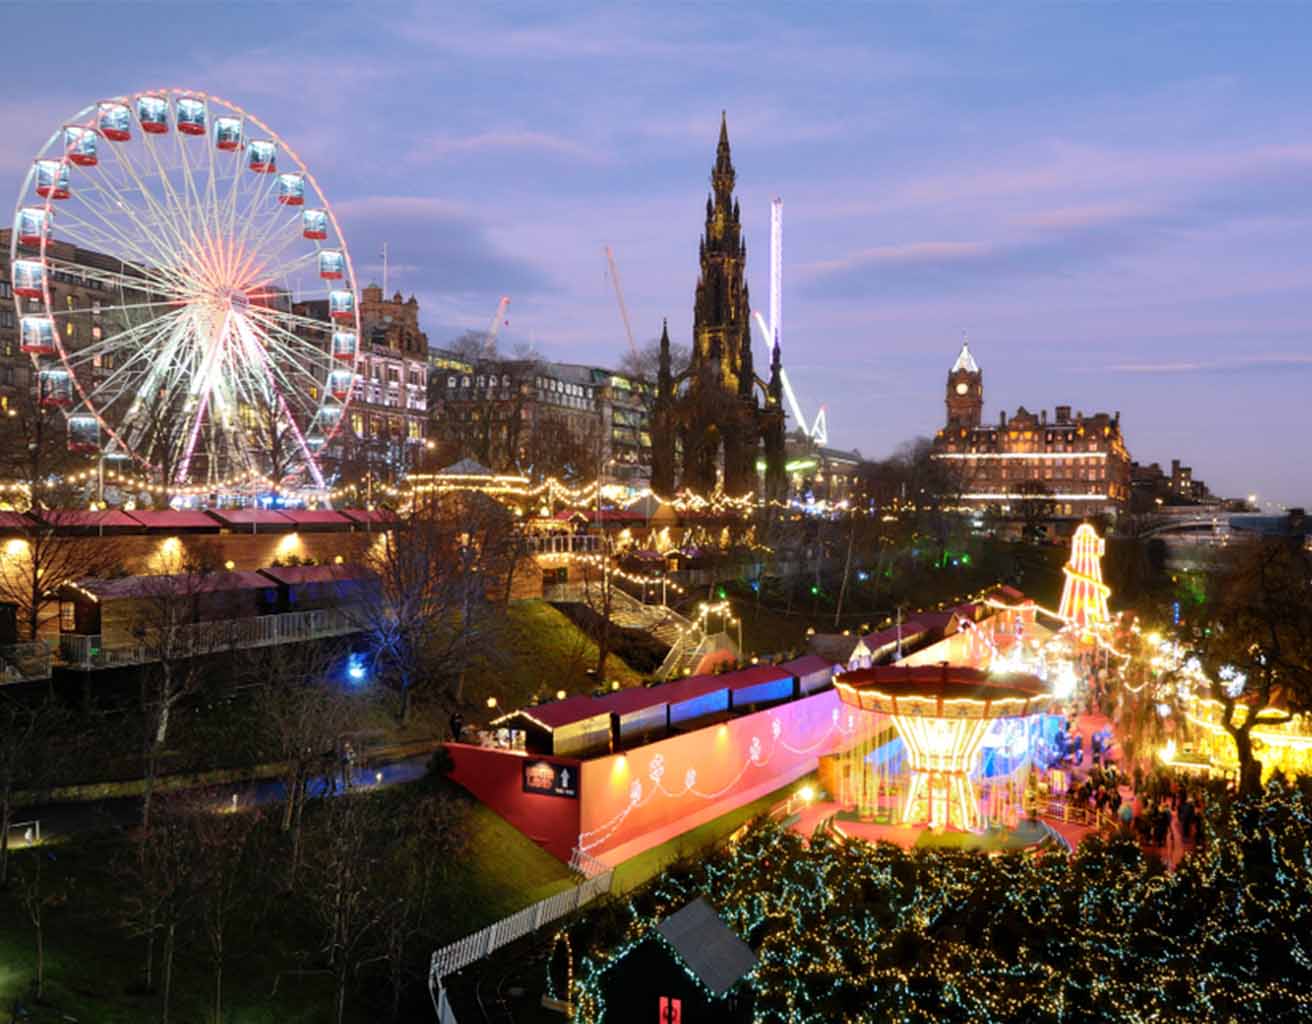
xmin=566 ymin=786 xmax=1312 ymax=1021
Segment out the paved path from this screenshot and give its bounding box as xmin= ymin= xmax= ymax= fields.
xmin=8 ymin=751 xmax=432 ymax=848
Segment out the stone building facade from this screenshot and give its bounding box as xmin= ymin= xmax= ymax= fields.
xmin=427 ymin=353 xmax=651 ymax=484
xmin=296 ymin=284 xmax=428 ymax=475
xmin=932 ymin=340 xmax=1132 ymax=516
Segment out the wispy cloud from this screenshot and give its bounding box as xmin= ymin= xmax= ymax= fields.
xmin=332 ymin=195 xmax=552 ymax=296
xmin=1108 ymin=355 xmax=1312 ymax=374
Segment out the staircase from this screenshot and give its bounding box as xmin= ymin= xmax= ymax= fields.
xmin=546 ymin=582 xmax=698 ymax=669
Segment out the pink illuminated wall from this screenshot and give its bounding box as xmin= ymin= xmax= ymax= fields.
xmin=576 ymin=689 xmax=877 ymax=864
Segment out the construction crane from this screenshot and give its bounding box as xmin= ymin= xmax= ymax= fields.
xmin=603 ymin=246 xmax=641 ymax=359
xmin=484 ymin=295 xmax=510 ymax=355
xmin=750 ymin=197 xmax=827 ymax=444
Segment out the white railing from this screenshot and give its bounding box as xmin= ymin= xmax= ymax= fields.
xmin=568 ymin=845 xmax=610 ymax=879
xmin=428 ymin=868 xmax=614 ymax=1021
xmin=58 ymin=607 xmax=361 ymax=670
xmin=526 ymin=534 xmax=602 ymax=555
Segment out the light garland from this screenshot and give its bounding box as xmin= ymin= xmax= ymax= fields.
xmin=566 ymin=785 xmax=1312 ymax=1023
xmin=575 ymin=706 xmax=862 ymax=854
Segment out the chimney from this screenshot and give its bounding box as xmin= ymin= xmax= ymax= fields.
xmin=1041 ymin=409 xmax=1047 ymax=425
xmin=1055 ymin=405 xmax=1070 ymax=424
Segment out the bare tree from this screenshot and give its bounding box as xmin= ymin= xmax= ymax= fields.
xmin=1011 ymin=479 xmax=1058 ymax=543
xmin=132 ymin=384 xmax=191 ymax=508
xmin=900 ymin=436 xmax=968 ymax=566
xmin=371 ymin=792 xmax=470 ymax=1022
xmin=0 ymin=695 xmax=67 ymax=888
xmin=303 ymin=794 xmax=392 ymax=1024
xmin=119 ymin=791 xmax=201 ymax=1016
xmin=247 ymin=641 xmax=358 ymax=887
xmin=191 ymin=802 xmax=264 ymax=1024
xmin=247 ymin=386 xmax=301 ymax=494
xmin=0 ymin=391 xmax=125 ymax=642
xmin=1190 ymin=540 xmax=1312 ymax=796
xmin=15 ymin=848 xmax=68 ymax=1003
xmin=356 ymin=492 xmax=517 ymax=720
xmin=524 ymin=410 xmax=602 ymax=484
xmin=132 ymin=559 xmax=234 ymax=827
xmin=618 ymin=336 xmax=690 ymax=420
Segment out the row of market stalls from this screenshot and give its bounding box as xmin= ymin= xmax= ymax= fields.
xmin=489 ymin=656 xmax=836 ymax=758
xmin=57 ymin=563 xmax=373 ymax=667
xmin=0 ymin=508 xmax=394 ymax=536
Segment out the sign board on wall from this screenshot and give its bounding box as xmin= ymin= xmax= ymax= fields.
xmin=523 ymin=760 xmax=579 ymax=799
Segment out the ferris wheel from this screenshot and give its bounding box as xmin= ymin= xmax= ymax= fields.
xmin=7 ymin=89 xmax=361 ymax=492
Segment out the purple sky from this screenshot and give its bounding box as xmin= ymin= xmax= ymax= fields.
xmin=4 ymin=3 xmax=1309 ymax=506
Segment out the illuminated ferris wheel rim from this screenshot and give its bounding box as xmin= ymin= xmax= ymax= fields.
xmin=8 ymin=87 xmax=362 ymax=491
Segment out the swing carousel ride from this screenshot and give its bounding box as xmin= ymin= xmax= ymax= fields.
xmin=815 ymin=523 xmax=1124 ymax=843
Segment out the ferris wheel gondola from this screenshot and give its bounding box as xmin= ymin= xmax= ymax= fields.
xmin=7 ymin=88 xmax=361 ymax=493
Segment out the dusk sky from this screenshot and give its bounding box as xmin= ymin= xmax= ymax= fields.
xmin=4 ymin=2 xmax=1309 ymax=506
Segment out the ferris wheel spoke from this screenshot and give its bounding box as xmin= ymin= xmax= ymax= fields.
xmin=66 ymin=312 xmax=193 ymax=408
xmin=247 ymin=305 xmax=339 ymax=337
xmin=83 ymin=136 xmax=195 ymax=265
xmin=42 ymin=248 xmax=191 ymax=304
xmin=138 ymin=131 xmax=206 ymax=262
xmin=50 ymin=191 xmax=184 ymax=289
xmin=60 ymin=304 xmax=192 ymax=370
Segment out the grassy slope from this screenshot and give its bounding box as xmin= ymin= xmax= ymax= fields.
xmin=461 ymin=600 xmax=644 ymax=712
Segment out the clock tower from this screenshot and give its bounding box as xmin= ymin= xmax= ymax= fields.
xmin=946 ymin=337 xmax=983 ymax=428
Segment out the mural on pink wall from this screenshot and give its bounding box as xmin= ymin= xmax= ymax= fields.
xmin=576 ymin=690 xmax=880 ymax=861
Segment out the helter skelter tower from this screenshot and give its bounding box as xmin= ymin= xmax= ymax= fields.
xmin=1058 ymin=524 xmax=1112 ymax=630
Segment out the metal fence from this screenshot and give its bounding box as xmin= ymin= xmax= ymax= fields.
xmin=58 ymin=607 xmax=361 ymax=670
xmin=429 ymin=868 xmax=614 ymax=1022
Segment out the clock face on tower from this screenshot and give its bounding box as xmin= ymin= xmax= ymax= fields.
xmin=955 ymin=382 xmax=969 ymax=395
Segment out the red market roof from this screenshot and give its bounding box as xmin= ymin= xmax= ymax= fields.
xmin=605 ymin=673 xmax=732 ymax=714
xmin=34 ymin=509 xmax=139 ymax=529
xmin=709 ymin=664 xmax=793 ymax=693
xmin=0 ymin=511 xmax=29 ymax=531
xmin=277 ymin=510 xmax=353 ymax=526
xmin=125 ymin=510 xmax=218 ymax=530
xmin=340 ymin=508 xmax=398 ymax=525
xmin=207 ymin=509 xmax=295 ymax=527
xmin=861 ymin=622 xmax=928 ymax=652
xmin=69 ymin=569 xmax=271 ymax=601
xmin=497 ymin=666 xmax=797 ymax=733
xmin=780 ymin=655 xmax=836 ymax=678
xmin=502 ymin=695 xmax=606 ymax=731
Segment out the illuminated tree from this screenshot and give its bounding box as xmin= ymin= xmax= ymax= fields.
xmin=1191 ymin=540 xmax=1312 ymax=796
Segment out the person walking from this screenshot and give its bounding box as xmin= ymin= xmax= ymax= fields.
xmin=1162 ymin=801 xmax=1179 ymax=862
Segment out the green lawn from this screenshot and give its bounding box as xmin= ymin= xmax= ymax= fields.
xmin=461 ymin=799 xmax=575 ymax=916
xmin=462 ymin=600 xmax=644 ymax=712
